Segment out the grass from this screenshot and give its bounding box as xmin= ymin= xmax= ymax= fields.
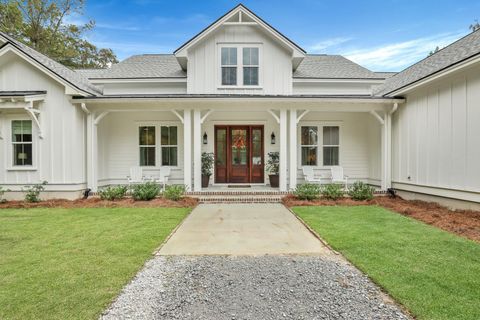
xmin=0 ymin=207 xmax=191 ymax=320
xmin=293 ymin=205 xmax=480 ymax=320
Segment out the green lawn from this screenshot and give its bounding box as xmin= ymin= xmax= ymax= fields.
xmin=0 ymin=207 xmax=191 ymax=320
xmin=293 ymin=205 xmax=480 ymax=320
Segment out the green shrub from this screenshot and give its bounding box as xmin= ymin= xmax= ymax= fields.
xmin=321 ymin=183 xmax=344 ymax=200
xmin=163 ymin=185 xmax=186 ymax=201
xmin=348 ymin=181 xmax=375 ymax=201
xmin=23 ymin=181 xmax=48 ymax=203
xmin=293 ymin=183 xmax=321 ymax=201
xmin=131 ymin=182 xmax=160 ymax=201
xmin=98 ymin=185 xmax=128 ymax=201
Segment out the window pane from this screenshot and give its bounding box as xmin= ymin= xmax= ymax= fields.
xmin=323 ymin=126 xmax=339 ymax=145
xmin=243 ymin=47 xmax=258 ymax=65
xmin=140 ymin=146 xmax=155 ymax=166
xmin=139 ymin=126 xmax=155 ymax=145
xmin=162 ymin=147 xmax=177 ymax=166
xmin=323 ymin=146 xmax=339 ymax=166
xmin=216 ymin=129 xmax=226 ymax=165
xmin=222 ymin=67 xmax=237 ymax=85
xmin=243 ymin=67 xmax=258 ymax=85
xmin=301 ymin=147 xmax=317 ymax=166
xmin=13 ymin=143 xmax=32 ymax=166
xmin=169 ymin=127 xmax=177 ymax=145
xmin=301 ymin=127 xmax=317 ymax=145
xmin=221 ymin=47 xmax=237 ymax=65
xmin=12 ymin=120 xmax=32 ymax=142
xmin=252 ymin=129 xmax=262 ymax=165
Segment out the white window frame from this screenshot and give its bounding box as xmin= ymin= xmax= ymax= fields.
xmin=298 ymin=122 xmax=342 ymax=169
xmin=6 ymin=116 xmax=37 ymax=171
xmin=136 ymin=122 xmax=180 ymax=169
xmin=300 ymin=126 xmax=318 ymax=166
xmin=322 ymin=126 xmax=340 ymax=167
xmin=138 ymin=125 xmax=157 ymax=167
xmin=160 ymin=125 xmax=178 ymax=167
xmin=217 ymin=43 xmax=262 ymax=89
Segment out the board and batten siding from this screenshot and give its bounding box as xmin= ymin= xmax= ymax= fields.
xmin=0 ymin=53 xmax=86 ymax=190
xmin=392 ymin=63 xmax=480 ymax=194
xmin=187 ymin=25 xmax=292 ymax=95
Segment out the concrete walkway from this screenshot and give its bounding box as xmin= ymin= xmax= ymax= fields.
xmin=158 ymin=203 xmax=329 ymax=255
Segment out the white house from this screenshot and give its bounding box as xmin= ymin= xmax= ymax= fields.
xmin=1 ymin=4 xmax=479 ymax=208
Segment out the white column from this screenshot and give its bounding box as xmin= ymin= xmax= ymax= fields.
xmin=380 ymin=112 xmax=392 ymax=190
xmin=183 ymin=109 xmax=192 ymax=191
xmin=86 ymin=113 xmax=98 ymax=192
xmin=386 ymin=112 xmax=392 ymax=189
xmin=289 ymin=109 xmax=297 ymax=190
xmin=279 ymin=109 xmax=287 ymax=191
xmin=193 ymin=110 xmax=202 ymax=191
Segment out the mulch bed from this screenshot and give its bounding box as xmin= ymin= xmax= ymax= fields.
xmin=283 ymin=194 xmax=480 ymax=243
xmin=0 ymin=197 xmax=198 ymax=209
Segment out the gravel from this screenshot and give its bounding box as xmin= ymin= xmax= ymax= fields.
xmin=101 ymin=255 xmax=410 ymax=320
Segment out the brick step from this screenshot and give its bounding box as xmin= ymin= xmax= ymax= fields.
xmin=194 ymin=195 xmax=285 ymax=204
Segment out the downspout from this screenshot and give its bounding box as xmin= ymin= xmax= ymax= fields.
xmin=386 ymin=102 xmax=399 ymax=191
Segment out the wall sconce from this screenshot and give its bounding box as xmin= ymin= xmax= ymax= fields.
xmin=270 ymin=132 xmax=276 ymax=145
xmin=203 ymin=132 xmax=208 ymax=144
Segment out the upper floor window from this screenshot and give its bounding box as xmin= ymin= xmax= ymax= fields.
xmin=243 ymin=47 xmax=259 ymax=85
xmin=221 ymin=47 xmax=237 ymax=85
xmin=220 ymin=46 xmax=260 ymax=87
xmin=12 ymin=120 xmax=33 ymax=166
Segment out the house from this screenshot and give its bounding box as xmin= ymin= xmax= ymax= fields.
xmin=0 ymin=4 xmax=479 ymax=209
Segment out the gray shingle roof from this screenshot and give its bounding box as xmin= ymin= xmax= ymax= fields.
xmin=377 ymin=30 xmax=480 ymax=96
xmin=293 ymin=55 xmax=381 ymax=79
xmin=374 ymin=72 xmax=397 ymax=79
xmin=87 ymin=54 xmax=186 ymax=79
xmin=75 ymin=68 xmax=107 ymax=79
xmin=0 ymin=32 xmax=101 ymax=95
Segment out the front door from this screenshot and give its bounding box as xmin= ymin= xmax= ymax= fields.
xmin=214 ymin=125 xmax=264 ymax=184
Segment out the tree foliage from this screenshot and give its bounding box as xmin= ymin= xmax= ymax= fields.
xmin=0 ymin=0 xmax=118 ymax=68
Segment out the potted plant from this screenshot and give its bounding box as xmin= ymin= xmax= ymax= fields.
xmin=201 ymin=152 xmax=214 ymax=188
xmin=266 ymin=151 xmax=280 ymax=188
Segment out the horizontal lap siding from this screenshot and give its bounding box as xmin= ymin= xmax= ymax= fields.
xmin=392 ymin=63 xmax=480 ymax=193
xmin=99 ymin=112 xmax=185 ymax=185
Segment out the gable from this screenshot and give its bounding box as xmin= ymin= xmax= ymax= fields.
xmin=174 ymin=4 xmax=305 ymax=70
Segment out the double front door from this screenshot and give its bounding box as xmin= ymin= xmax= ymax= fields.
xmin=214 ymin=125 xmax=264 ymax=183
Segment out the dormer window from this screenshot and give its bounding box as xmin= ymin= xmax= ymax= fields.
xmin=221 ymin=47 xmax=237 ymax=85
xmin=220 ymin=45 xmax=261 ymax=87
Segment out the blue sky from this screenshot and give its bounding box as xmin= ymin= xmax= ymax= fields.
xmin=75 ymin=0 xmax=480 ymax=71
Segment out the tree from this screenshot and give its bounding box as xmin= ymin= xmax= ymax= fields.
xmin=470 ymin=19 xmax=480 ymax=32
xmin=0 ymin=0 xmax=118 ymax=68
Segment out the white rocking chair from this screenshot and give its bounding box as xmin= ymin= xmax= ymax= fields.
xmin=302 ymin=167 xmax=322 ymax=184
xmin=127 ymin=166 xmax=146 ymax=186
xmin=330 ymin=166 xmax=349 ymax=190
xmin=156 ymin=167 xmax=171 ymax=190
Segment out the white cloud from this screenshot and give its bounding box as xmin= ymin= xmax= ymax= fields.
xmin=308 ymin=37 xmax=352 ymax=51
xmin=344 ymin=32 xmax=466 ymax=71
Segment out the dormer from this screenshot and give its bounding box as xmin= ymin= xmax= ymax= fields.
xmin=174 ymin=4 xmax=306 ymax=94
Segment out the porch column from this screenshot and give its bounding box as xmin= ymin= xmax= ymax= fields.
xmin=279 ymin=109 xmax=287 ymax=191
xmin=380 ymin=112 xmax=392 ymax=190
xmin=183 ymin=109 xmax=192 ymax=191
xmin=289 ymin=109 xmax=297 ymax=190
xmin=86 ymin=113 xmax=98 ymax=192
xmin=193 ymin=110 xmax=202 ymax=191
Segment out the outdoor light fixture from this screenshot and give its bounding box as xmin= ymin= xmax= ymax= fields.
xmin=270 ymin=132 xmax=276 ymax=144
xmin=203 ymin=132 xmax=208 ymax=144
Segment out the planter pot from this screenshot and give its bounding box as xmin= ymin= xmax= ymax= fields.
xmin=269 ymin=174 xmax=279 ymax=188
xmin=201 ymin=174 xmax=211 ymax=188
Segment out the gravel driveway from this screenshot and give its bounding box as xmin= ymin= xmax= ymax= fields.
xmin=101 ymin=255 xmax=410 ymax=320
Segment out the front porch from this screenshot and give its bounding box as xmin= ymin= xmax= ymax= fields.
xmin=76 ymin=96 xmax=403 ymax=193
